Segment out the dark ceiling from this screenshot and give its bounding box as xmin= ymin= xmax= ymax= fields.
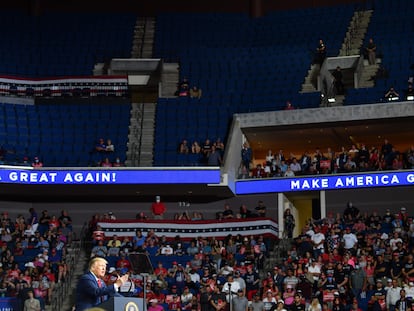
xmin=244 ymin=116 xmax=414 ymax=160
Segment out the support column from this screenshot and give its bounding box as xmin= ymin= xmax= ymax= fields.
xmin=320 ymin=190 xmax=326 ymax=219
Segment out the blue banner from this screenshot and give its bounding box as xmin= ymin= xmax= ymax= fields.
xmin=0 ymin=297 xmax=18 ymax=310
xmin=235 ymin=170 xmax=414 ymax=194
xmin=0 ymin=168 xmax=221 ymax=185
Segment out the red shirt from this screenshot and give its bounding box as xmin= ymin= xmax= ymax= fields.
xmin=151 ymin=202 xmax=166 ymax=216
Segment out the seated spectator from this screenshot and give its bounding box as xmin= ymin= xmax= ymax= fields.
xmin=91 ymin=240 xmax=108 ymax=258
xmin=252 ymin=164 xmax=266 ymax=178
xmin=284 ymin=101 xmax=295 ymax=110
xmin=191 ymin=141 xmax=202 ymax=154
xmin=384 ymin=86 xmax=400 ymax=101
xmin=289 ymin=158 xmax=301 ymax=175
xmin=190 ymin=86 xmax=202 ymax=99
xmin=32 ymin=157 xmax=43 ymax=168
xmin=222 ymin=204 xmax=234 ymax=219
xmin=107 ymin=234 xmax=121 ymax=247
xmin=136 ymin=212 xmax=148 ymax=221
xmin=175 ymin=78 xmax=190 ymax=97
xmin=95 ymin=138 xmax=106 ymax=152
xmin=159 ymin=243 xmax=174 ymax=256
xmin=101 ymin=157 xmax=113 ymax=167
xmin=116 ymin=252 xmax=131 ymax=270
xmin=113 ymin=157 xmax=125 ymax=167
xmin=105 ymin=139 xmax=114 ymax=152
xmin=132 ymin=230 xmax=146 ymax=250
xmin=179 ymin=140 xmax=190 ymax=154
xmin=284 ymin=166 xmax=295 ymax=177
xmin=405 ymin=83 xmax=414 ymax=100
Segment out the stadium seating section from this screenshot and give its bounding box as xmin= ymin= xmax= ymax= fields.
xmin=0 ymin=11 xmax=136 ymax=77
xmin=0 ymin=1 xmax=413 ymax=167
xmin=0 ymin=101 xmax=131 ymax=166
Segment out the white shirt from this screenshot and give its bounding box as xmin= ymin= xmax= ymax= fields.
xmin=189 ymin=272 xmax=200 ymax=283
xmin=386 ymin=286 xmax=402 ymax=307
xmin=222 ymin=281 xmax=241 ymax=302
xmin=404 ymin=285 xmax=414 ymax=299
xmin=311 ymin=233 xmax=325 ymax=249
xmin=343 ymin=233 xmax=358 ymax=249
xmin=308 ymin=264 xmax=321 ymax=281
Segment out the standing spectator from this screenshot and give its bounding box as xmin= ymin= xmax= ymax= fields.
xmin=151 ymin=196 xmax=166 ymax=219
xmin=233 ymin=289 xmax=248 ymax=311
xmin=24 ymin=290 xmax=41 ymax=311
xmin=255 ymin=201 xmax=267 ymax=217
xmin=211 ymin=282 xmax=227 ymax=311
xmin=342 ymin=228 xmax=358 ymax=254
xmin=241 ymin=142 xmax=252 ymax=172
xmin=28 ymin=208 xmax=39 ymax=233
xmin=200 ymin=285 xmax=213 ymax=311
xmin=38 ymin=210 xmax=50 ymax=236
xmin=208 ymin=145 xmax=222 ymax=166
xmin=244 ymin=265 xmax=260 ymax=301
xmin=58 ymin=210 xmax=73 ymax=231
xmin=343 ymin=202 xmax=360 ymax=221
xmin=284 ymin=209 xmax=295 ymax=239
xmin=311 ymin=226 xmax=325 ymax=258
xmin=332 ymin=66 xmax=344 ymax=95
xmin=250 ymin=293 xmax=265 ymax=311
xmin=366 ymin=38 xmax=377 ymax=65
xmin=314 ymin=39 xmax=327 ymax=65
xmin=387 ymin=279 xmax=402 ymax=311
xmin=395 ymin=289 xmax=412 ymax=311
xmin=287 ymin=291 xmax=302 ymax=311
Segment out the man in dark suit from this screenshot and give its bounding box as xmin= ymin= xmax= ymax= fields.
xmin=75 ymin=256 xmax=129 ymax=311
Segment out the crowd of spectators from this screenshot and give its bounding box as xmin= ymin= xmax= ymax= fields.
xmin=87 ymin=199 xmax=414 ymax=311
xmin=179 ymin=138 xmax=225 ymax=166
xmin=0 ymin=209 xmax=73 ymax=310
xmin=240 ymin=139 xmax=414 ymax=179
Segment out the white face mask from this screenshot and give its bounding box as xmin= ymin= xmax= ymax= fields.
xmin=359 ymin=262 xmax=366 ymax=268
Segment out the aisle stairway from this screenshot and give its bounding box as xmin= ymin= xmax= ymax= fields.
xmin=301 ymin=9 xmax=378 ymax=106
xmin=125 ymin=103 xmax=156 ymax=167
xmin=44 ymin=241 xmax=88 ymax=311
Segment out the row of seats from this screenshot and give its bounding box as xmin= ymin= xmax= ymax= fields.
xmin=0 ymin=102 xmax=131 ymax=166
xmin=0 ymin=11 xmax=136 ymax=77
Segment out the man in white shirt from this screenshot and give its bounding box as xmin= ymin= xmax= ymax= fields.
xmin=387 ymin=278 xmax=402 ymax=311
xmin=311 ymin=226 xmax=325 ymax=257
xmin=342 ymin=228 xmax=358 ymax=252
xmin=222 ymin=274 xmax=241 ymax=303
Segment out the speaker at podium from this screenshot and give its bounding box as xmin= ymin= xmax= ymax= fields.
xmin=98 ymin=296 xmax=144 ymax=311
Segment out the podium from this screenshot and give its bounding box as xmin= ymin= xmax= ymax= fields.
xmin=98 ymin=297 xmax=144 ymax=311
